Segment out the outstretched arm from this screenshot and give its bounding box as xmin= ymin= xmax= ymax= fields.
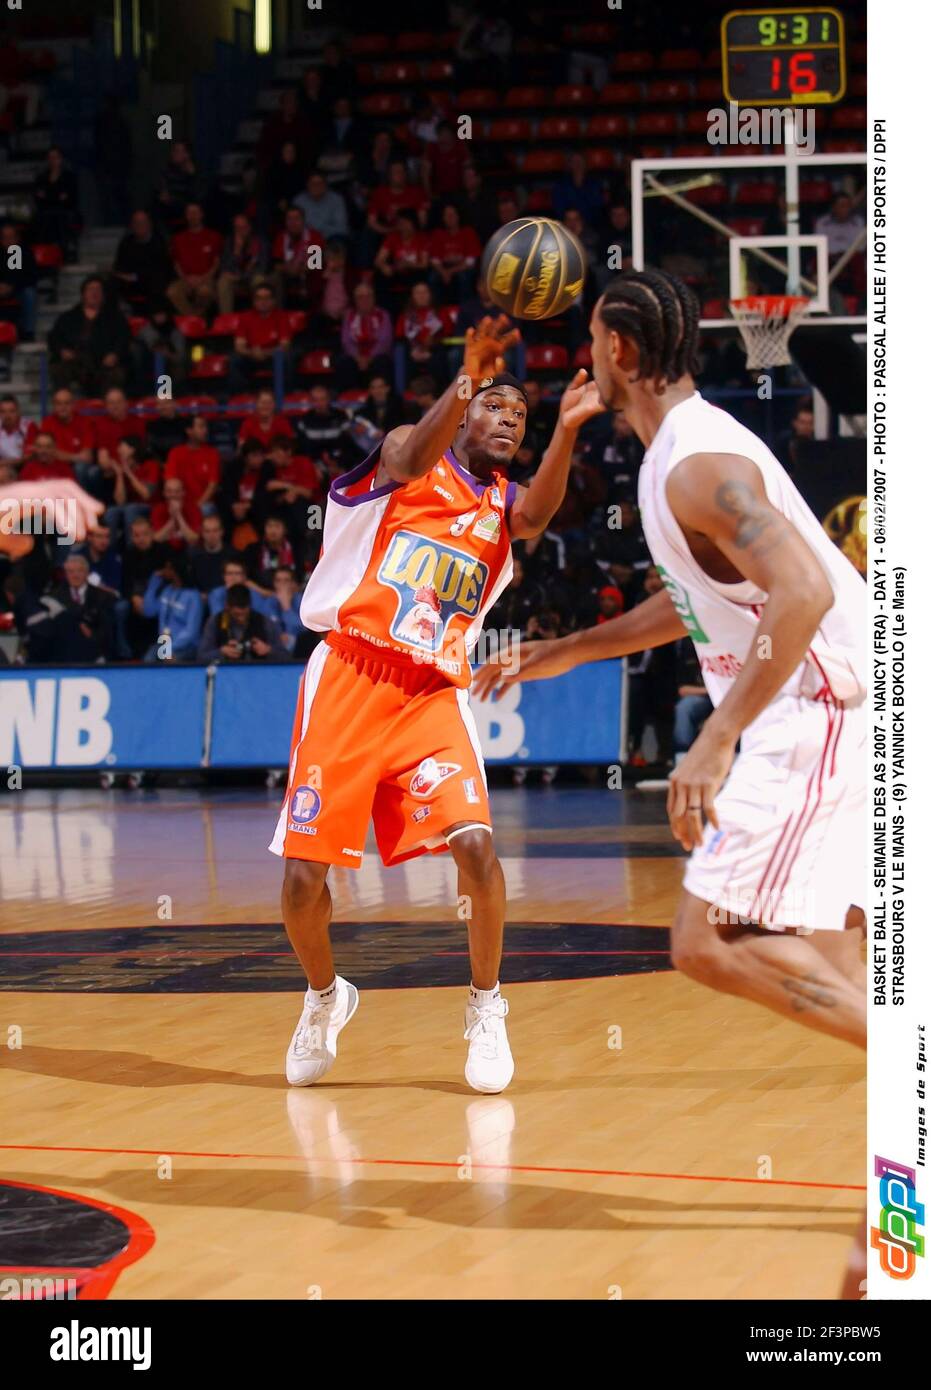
xmin=508 ymin=371 xmax=606 ymax=540
xmin=663 ymin=449 xmax=834 ymax=850
xmin=376 ymin=315 xmax=519 ymax=485
xmin=472 ymin=588 xmax=686 ymax=699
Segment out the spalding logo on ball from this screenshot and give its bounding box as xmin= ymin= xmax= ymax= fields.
xmin=481 ymin=217 xmax=586 ymax=321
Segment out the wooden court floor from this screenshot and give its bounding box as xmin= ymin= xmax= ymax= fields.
xmin=0 ymin=787 xmax=865 ymax=1300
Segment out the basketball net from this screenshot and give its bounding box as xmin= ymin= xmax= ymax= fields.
xmin=729 ymin=295 xmax=810 ymax=370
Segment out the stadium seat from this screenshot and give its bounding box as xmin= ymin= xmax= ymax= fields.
xmin=687 ymin=184 xmax=728 ymax=207
xmin=505 ymin=86 xmax=547 ymax=108
xmin=659 ymin=48 xmax=702 ymax=70
xmin=684 ymin=110 xmax=713 ymax=135
xmin=825 ymin=138 xmax=865 ymax=154
xmin=525 ymin=344 xmax=568 ymax=371
xmin=538 ymin=115 xmax=582 ymax=140
xmin=486 ymin=117 xmax=533 ymax=143
xmin=175 ymin=315 xmax=207 ymax=340
xmin=851 ymin=73 xmax=867 ymax=98
xmin=176 ymin=395 xmax=221 ymax=416
xmin=735 ymin=182 xmax=779 ymax=205
xmin=299 ymin=350 xmax=334 ymax=376
xmin=225 ymin=394 xmax=256 ymax=418
xmin=572 ymin=343 xmax=593 ymax=368
xmin=136 ymin=397 xmax=162 ymax=420
xmin=422 ymin=61 xmax=454 ymax=82
xmin=457 ymin=88 xmax=497 ymax=109
xmin=360 ymin=92 xmax=409 ymax=117
xmin=632 ymin=113 xmax=679 ymax=137
xmin=520 ymin=151 xmax=566 ymax=174
xmin=128 ymin=316 xmax=147 ymax=337
xmin=349 ymin=34 xmax=389 ymax=54
xmin=832 ymin=107 xmax=866 ymax=130
xmin=696 ymin=77 xmax=722 ymax=101
xmin=0 ymin=323 xmax=18 ymax=348
xmin=32 ymin=243 xmax=64 ymax=270
xmin=525 ymin=187 xmax=554 ymax=212
xmin=282 ymin=391 xmax=315 ymax=414
xmin=336 ymin=389 xmax=367 ymax=407
xmin=599 ymin=82 xmax=642 ymax=106
xmin=799 ymin=178 xmax=833 ymax=203
xmin=584 ymin=148 xmax=617 ymax=171
xmin=588 ymin=113 xmax=629 ymax=139
xmin=396 ymin=31 xmax=436 ymax=52
xmin=728 ymin=217 xmax=766 ymax=237
xmin=208 ymin=313 xmax=243 ymax=339
xmin=646 ymin=79 xmax=693 ymax=102
xmin=563 ymin=21 xmax=614 ymax=44
xmin=285 ymin=311 xmax=307 ymax=337
xmin=554 ymin=85 xmax=595 ymax=107
xmin=701 ymin=298 xmax=728 ymax=319
xmin=611 ymin=51 xmax=652 ymax=73
xmin=376 ymin=62 xmax=419 ymax=85
xmin=189 ymin=353 xmax=229 ymax=381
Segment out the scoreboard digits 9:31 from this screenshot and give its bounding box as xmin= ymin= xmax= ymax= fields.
xmin=722 ymin=7 xmax=847 ymax=104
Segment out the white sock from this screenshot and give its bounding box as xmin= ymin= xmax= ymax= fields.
xmin=469 ymin=982 xmax=500 ymax=1007
xmin=309 ymin=978 xmax=337 ymax=1005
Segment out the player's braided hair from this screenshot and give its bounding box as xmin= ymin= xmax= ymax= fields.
xmin=598 ymin=269 xmax=701 ymax=391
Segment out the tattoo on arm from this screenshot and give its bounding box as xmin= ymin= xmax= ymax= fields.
xmin=714 ymin=480 xmax=784 ymax=553
xmin=781 ymin=974 xmax=837 ymax=1012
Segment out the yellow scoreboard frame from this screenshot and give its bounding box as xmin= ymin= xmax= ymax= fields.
xmin=721 ymin=7 xmax=847 ymax=105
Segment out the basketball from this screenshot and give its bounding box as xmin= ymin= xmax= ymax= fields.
xmin=480 ymin=217 xmax=587 ymax=320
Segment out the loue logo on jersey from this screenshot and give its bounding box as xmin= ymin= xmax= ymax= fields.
xmin=871 ymin=1156 xmax=925 ymax=1280
xmin=656 ymin=564 xmax=710 ymax=644
xmin=378 ymin=530 xmax=489 ymax=652
xmin=410 ymin=757 xmax=461 ymax=797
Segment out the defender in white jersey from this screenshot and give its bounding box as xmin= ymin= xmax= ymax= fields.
xmin=475 ymin=270 xmax=867 ymax=1295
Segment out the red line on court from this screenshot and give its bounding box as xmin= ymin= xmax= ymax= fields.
xmin=0 ymin=1143 xmax=865 ymax=1193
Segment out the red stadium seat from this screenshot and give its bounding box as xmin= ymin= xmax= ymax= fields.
xmin=520 ymin=151 xmax=566 ymax=174
xmin=584 ymin=147 xmax=617 ymax=171
xmin=850 ymin=73 xmax=867 ymax=98
xmin=175 ymin=315 xmax=207 ymax=339
xmin=32 ymin=243 xmax=64 ymax=269
xmin=349 ymin=34 xmax=389 ymax=54
xmin=538 ymin=115 xmax=582 ymax=140
xmin=735 ymin=182 xmax=778 ymax=205
xmin=799 ymin=178 xmax=833 ymax=203
xmin=0 ymin=322 xmax=18 ymax=348
xmin=729 ymin=217 xmax=767 ymax=237
xmin=631 ymin=113 xmax=678 ymax=137
xmin=282 ymin=391 xmax=315 ymax=414
xmin=525 ymin=187 xmax=554 ymax=212
xmin=687 ymin=185 xmax=728 ymax=207
xmin=525 ymin=344 xmax=568 ymax=370
xmin=299 ymin=350 xmax=334 ymax=376
xmin=825 ymin=137 xmax=865 ymax=153
xmin=505 ymin=86 xmax=547 ymax=108
xmin=555 ymin=85 xmax=595 ymax=107
xmin=612 ymin=51 xmax=652 ymax=73
xmin=832 ymin=107 xmax=866 ymax=130
xmin=486 ymin=117 xmax=533 ymax=142
xmin=360 ymin=92 xmax=409 ymax=117
xmin=588 ymin=113 xmax=629 ymax=139
xmin=572 ymin=343 xmax=593 ymax=368
xmin=673 ymin=144 xmax=709 ymax=160
xmin=128 ymin=316 xmax=146 ymax=337
xmin=599 ymin=82 xmax=643 ymax=106
xmin=396 ymin=31 xmax=436 ymax=52
xmin=701 ymin=298 xmax=728 ymax=319
xmin=458 ymin=88 xmax=497 ymax=109
xmin=208 ymin=313 xmax=243 ymax=338
xmin=696 ymin=77 xmax=723 ymax=101
xmin=136 ymin=397 xmax=163 ymax=420
xmin=189 ymin=353 xmax=229 ymax=380
xmin=422 ymin=61 xmax=454 ymax=82
xmin=563 ymin=21 xmax=615 ymax=44
xmin=659 ymin=48 xmax=702 ymax=70
xmin=336 ymin=389 xmax=368 ymax=406
xmin=646 ymin=79 xmax=693 ymax=102
xmin=176 ymin=395 xmax=221 ymax=416
xmin=376 ymin=62 xmax=419 ymax=85
xmin=225 ymin=394 xmax=256 ymax=418
xmin=684 ymin=110 xmax=713 ymax=134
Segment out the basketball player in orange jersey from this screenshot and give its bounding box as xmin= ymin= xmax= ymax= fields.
xmin=270 ymin=315 xmax=603 ymax=1093
xmin=475 ymin=271 xmax=868 ymax=1292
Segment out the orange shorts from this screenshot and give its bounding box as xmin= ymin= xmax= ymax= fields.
xmin=269 ymin=633 xmax=491 ymax=869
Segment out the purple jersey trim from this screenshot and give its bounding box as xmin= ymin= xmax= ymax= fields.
xmin=444 ymin=449 xmax=487 ymax=500
xmin=329 ymin=445 xmax=404 ymax=507
xmin=504 ymin=480 xmax=518 ymax=516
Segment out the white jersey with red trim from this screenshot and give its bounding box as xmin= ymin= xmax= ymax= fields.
xmin=637 ymin=391 xmax=867 ymax=707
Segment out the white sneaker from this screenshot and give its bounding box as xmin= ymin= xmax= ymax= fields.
xmin=286 ymin=976 xmax=359 ymax=1086
xmin=464 ymin=996 xmax=514 ymax=1094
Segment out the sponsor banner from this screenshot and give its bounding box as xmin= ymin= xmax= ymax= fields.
xmin=0 ymin=667 xmax=207 ymax=770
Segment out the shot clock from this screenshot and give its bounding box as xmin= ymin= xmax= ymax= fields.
xmin=722 ymin=7 xmax=847 ymax=104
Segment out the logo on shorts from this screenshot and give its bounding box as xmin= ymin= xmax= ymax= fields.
xmin=410 ymin=757 xmax=461 ymax=797
xmin=412 ymin=805 xmax=431 ymax=823
xmin=378 ymin=530 xmax=489 ymax=653
xmin=289 ymin=785 xmax=322 ymax=823
xmin=463 ymin=777 xmax=480 ymax=804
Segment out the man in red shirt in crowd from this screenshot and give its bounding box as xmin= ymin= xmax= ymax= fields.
xmin=150 ymin=475 xmax=202 ymax=549
xmin=168 ymin=202 xmax=223 ymax=317
xmin=374 ymin=211 xmax=430 ymax=299
xmin=429 ymin=203 xmax=482 ymax=300
xmin=165 ymin=415 xmax=221 ymax=512
xmin=20 ymin=430 xmax=72 ymax=482
xmin=272 ymin=207 xmax=324 ymax=307
xmin=231 ymin=282 xmax=293 ymax=391
xmin=40 ymin=388 xmax=95 ymax=481
xmin=366 ymin=160 xmax=429 ymax=238
xmin=93 ymin=388 xmax=146 ymax=470
xmin=423 ymin=123 xmax=470 ymax=198
xmin=237 ymin=387 xmax=294 ymax=450
xmin=265 ymin=433 xmax=323 ymax=510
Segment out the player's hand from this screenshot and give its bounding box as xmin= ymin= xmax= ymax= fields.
xmin=559 ymin=369 xmax=606 ymax=431
xmin=666 ymin=724 xmax=737 ymax=852
xmin=472 ymin=636 xmax=576 ymax=701
xmin=464 ymin=314 xmax=521 ymax=384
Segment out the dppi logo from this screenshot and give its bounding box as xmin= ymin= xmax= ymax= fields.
xmin=378 ymin=530 xmax=488 ymax=652
xmin=871 ymin=1155 xmax=925 ymax=1279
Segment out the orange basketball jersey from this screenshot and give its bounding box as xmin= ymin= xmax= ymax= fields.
xmin=300 ymin=446 xmax=517 ymax=686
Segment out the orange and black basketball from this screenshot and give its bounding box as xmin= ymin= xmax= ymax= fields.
xmin=480 ymin=217 xmax=587 ymax=321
